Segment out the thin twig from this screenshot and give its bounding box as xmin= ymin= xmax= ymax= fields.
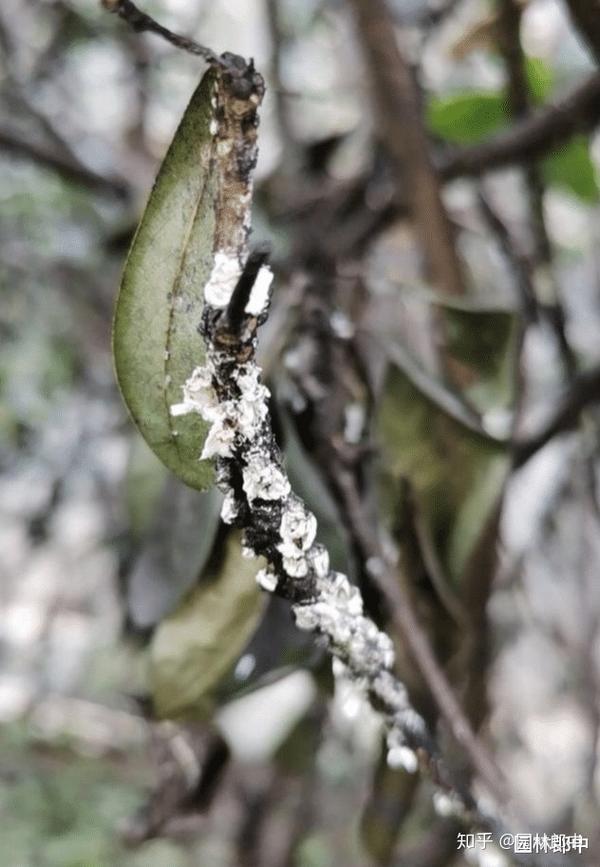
xmin=377 ymin=562 xmax=506 ymax=799
xmin=497 ymin=0 xmax=551 ymax=265
xmin=478 ymin=190 xmax=538 ymax=321
xmin=513 ymin=364 xmax=600 ymax=467
xmin=0 ymin=128 xmax=129 ymax=198
xmin=101 ymin=0 xmax=218 ymax=63
xmin=496 ymin=0 xmax=576 ymax=379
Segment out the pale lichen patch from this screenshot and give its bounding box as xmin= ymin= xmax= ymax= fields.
xmin=204 ymin=251 xmax=242 ymax=308
xmin=244 ymin=265 xmax=273 ymax=316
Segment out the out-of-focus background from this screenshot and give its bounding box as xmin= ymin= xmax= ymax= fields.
xmin=2 ymin=1 xmax=600 ymax=865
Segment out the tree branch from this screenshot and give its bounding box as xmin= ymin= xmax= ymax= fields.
xmin=101 ymin=0 xmax=218 ymax=63
xmin=347 ymin=0 xmax=465 ymax=296
xmin=513 ymin=364 xmax=600 ymax=467
xmin=477 ymin=190 xmax=538 ymax=321
xmin=439 ymin=71 xmax=600 ymax=179
xmin=188 ymin=290 xmax=508 ymax=817
xmin=497 ymin=0 xmax=552 ymax=265
xmin=0 ymin=128 xmax=129 ymax=198
xmin=155 ymin=46 xmax=496 ymax=813
xmin=496 ymin=0 xmax=577 ymax=380
xmin=322 ymin=459 xmax=506 ymax=804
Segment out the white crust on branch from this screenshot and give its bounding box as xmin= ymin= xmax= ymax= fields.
xmin=170 ymin=299 xmax=433 ymax=780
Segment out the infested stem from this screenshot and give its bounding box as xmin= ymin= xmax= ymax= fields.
xmin=173 ymin=238 xmax=506 ymax=822
xmin=198 ymin=300 xmax=467 ymax=794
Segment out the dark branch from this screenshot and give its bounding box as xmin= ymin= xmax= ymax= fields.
xmin=497 ymin=0 xmax=552 ymax=266
xmin=122 ymin=728 xmax=229 ymax=844
xmin=477 ymin=191 xmax=538 ymax=321
xmin=564 ymin=0 xmax=600 ymax=65
xmin=513 ymin=364 xmax=600 ymax=467
xmin=347 ymin=0 xmax=465 ymax=296
xmin=226 ymin=245 xmax=271 ymax=334
xmin=0 ymin=128 xmax=129 ymax=198
xmin=439 ymin=71 xmax=600 ymax=179
xmin=101 ymin=0 xmax=218 ymax=63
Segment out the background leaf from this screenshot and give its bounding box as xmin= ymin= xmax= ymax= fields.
xmin=428 ymin=65 xmax=598 ymax=204
xmin=427 ymin=91 xmax=507 ymax=144
xmin=150 ymin=532 xmax=266 ymax=719
xmin=377 ymin=296 xmax=514 ymax=585
xmin=127 ymin=477 xmax=223 ymax=629
xmin=124 ymin=439 xmax=169 ymax=541
xmin=542 ymin=136 xmax=600 ymax=204
xmin=113 ymin=69 xmax=219 ymax=491
xmin=525 ymin=56 xmax=554 ymax=105
xmin=359 ymin=745 xmax=419 ymax=866
xmin=441 ymin=302 xmax=518 ymax=412
xmin=378 ymin=363 xmax=508 ymax=585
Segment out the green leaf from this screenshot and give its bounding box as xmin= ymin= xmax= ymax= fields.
xmin=426 ymin=56 xmax=551 ymax=144
xmin=378 ymin=362 xmax=509 ymax=585
xmin=428 ymin=72 xmax=598 ymax=203
xmin=542 ymin=136 xmax=599 ymax=204
xmin=525 ymin=56 xmax=554 ymax=105
xmin=427 ymin=91 xmax=507 ymax=144
xmin=441 ymin=302 xmax=518 ymax=412
xmin=378 ymin=294 xmax=516 ymax=588
xmin=113 ymin=63 xmax=263 ymax=490
xmin=113 ymin=68 xmax=220 ymax=490
xmin=150 ymin=532 xmax=266 ymax=719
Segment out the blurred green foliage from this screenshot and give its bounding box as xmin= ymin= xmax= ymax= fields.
xmin=150 ymin=532 xmax=266 ymax=718
xmin=427 ymin=56 xmax=599 ymax=203
xmin=0 ymin=725 xmax=143 ymax=867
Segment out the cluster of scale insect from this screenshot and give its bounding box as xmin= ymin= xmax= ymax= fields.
xmin=170 ymin=251 xmax=433 ymax=774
